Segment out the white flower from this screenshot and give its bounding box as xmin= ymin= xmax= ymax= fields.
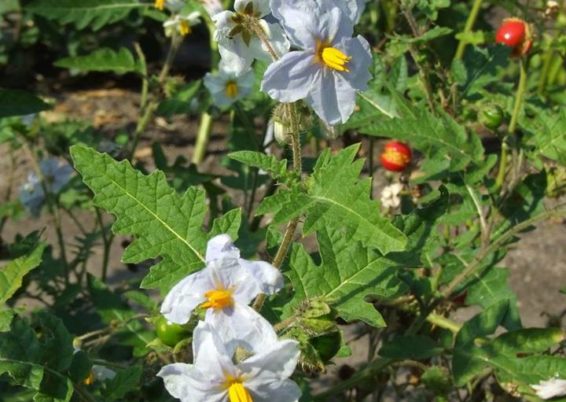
xmin=204 ymin=64 xmax=255 ymax=107
xmin=19 ymin=158 xmax=73 ymax=216
xmin=261 ymin=0 xmax=372 ymax=125
xmin=200 ymin=0 xmax=223 ymax=17
xmin=158 ymin=321 xmax=301 ymax=402
xmin=213 ymin=0 xmax=290 ymax=74
xmin=160 ymin=234 xmax=283 ymax=353
xmin=380 ymin=183 xmax=403 ymax=209
xmin=163 ymin=11 xmax=201 ymax=37
xmin=532 ymin=378 xmax=566 ymax=400
xmin=155 ymin=0 xmax=186 ymax=13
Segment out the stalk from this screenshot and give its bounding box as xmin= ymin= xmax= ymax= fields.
xmin=454 ymin=0 xmax=484 ymax=60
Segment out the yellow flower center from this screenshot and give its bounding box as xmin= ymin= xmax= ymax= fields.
xmin=83 ymin=371 xmax=95 ymax=386
xmin=318 ymin=42 xmax=351 ymax=72
xmin=154 ymin=0 xmax=165 ymax=10
xmin=383 ymin=148 xmax=410 ymax=166
xmin=225 ymin=376 xmax=253 ymax=402
xmin=179 ymin=20 xmax=191 ymax=36
xmin=225 ymin=81 xmax=239 ymax=98
xmin=201 ymin=288 xmax=234 ymax=310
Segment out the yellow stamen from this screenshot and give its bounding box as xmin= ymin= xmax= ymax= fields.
xmin=384 ymin=148 xmax=410 ymax=166
xmin=154 ymin=0 xmax=165 ymax=10
xmin=320 ymin=45 xmax=351 ymax=72
xmin=225 ymin=376 xmax=253 ymax=402
xmin=225 ymin=81 xmax=239 ymax=98
xmin=179 ymin=20 xmax=191 ymax=36
xmin=83 ymin=371 xmax=95 ymax=386
xmin=201 ymin=288 xmax=234 ymax=310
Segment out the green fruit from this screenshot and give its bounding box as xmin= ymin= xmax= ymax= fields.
xmin=310 ymin=331 xmax=342 ymax=362
xmin=479 ymin=104 xmax=504 ymax=130
xmin=155 ymin=316 xmax=190 ymax=347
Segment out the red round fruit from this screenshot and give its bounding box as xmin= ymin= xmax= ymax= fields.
xmin=380 ymin=141 xmax=412 ymax=172
xmin=495 ymin=18 xmax=532 ymax=57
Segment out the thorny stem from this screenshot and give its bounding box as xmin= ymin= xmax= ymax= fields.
xmin=248 ymin=18 xmax=280 ymax=60
xmin=454 ymin=0 xmax=484 ymax=60
xmin=95 ymin=208 xmax=113 ymax=282
xmin=495 ymin=59 xmax=527 ymax=192
xmin=253 ymin=104 xmax=302 ymax=312
xmin=440 ymin=206 xmax=566 ymax=298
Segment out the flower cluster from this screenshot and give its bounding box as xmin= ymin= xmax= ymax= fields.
xmin=204 ymin=0 xmax=371 ymax=123
xmin=158 ymin=235 xmax=301 ymax=401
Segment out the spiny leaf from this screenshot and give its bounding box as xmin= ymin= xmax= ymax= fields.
xmin=0 ymin=89 xmax=50 ymax=118
xmin=70 ymin=145 xmax=241 ymax=294
xmin=285 ymin=225 xmax=407 ymax=327
xmin=28 ymin=0 xmax=146 ymax=31
xmin=0 ymin=243 xmax=45 ymax=304
xmin=55 ymin=48 xmax=142 ymax=75
xmin=258 ymin=145 xmax=407 ymax=255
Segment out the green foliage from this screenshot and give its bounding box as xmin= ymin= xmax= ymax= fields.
xmin=0 ymin=314 xmax=77 ymax=401
xmin=0 ymin=243 xmax=45 ymax=304
xmin=71 ymin=145 xmax=242 ymax=294
xmin=55 ymin=48 xmax=143 ymax=75
xmin=524 ymin=108 xmax=566 ymax=165
xmin=285 ymin=225 xmax=407 ymax=327
xmin=258 ymin=145 xmax=407 ymax=255
xmin=229 ymin=150 xmax=288 ymax=180
xmin=0 ymin=90 xmax=50 ymax=118
xmin=28 ymin=0 xmax=146 ymax=31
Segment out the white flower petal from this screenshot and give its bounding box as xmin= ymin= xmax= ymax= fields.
xmin=192 ymin=321 xmax=237 ymax=379
xmin=338 ymin=35 xmax=372 ymax=91
xmin=532 ymin=378 xmax=566 ymax=400
xmin=157 ymin=363 xmax=226 ymax=402
xmin=206 ymin=303 xmax=278 ymax=355
xmin=270 ymin=0 xmax=352 ymax=48
xmin=305 ymin=68 xmax=356 ymax=125
xmin=235 ymin=0 xmax=270 ymax=17
xmin=248 ymin=378 xmax=302 ymax=402
xmin=160 ymin=269 xmax=211 ymax=324
xmin=208 ymin=258 xmax=260 ymax=303
xmin=339 ymin=0 xmax=366 ymax=24
xmin=240 ymin=339 xmax=300 ymax=380
xmin=206 ymin=234 xmax=240 ymax=262
xmin=238 ymin=259 xmax=283 ymax=294
xmin=261 ymin=50 xmax=321 ymax=103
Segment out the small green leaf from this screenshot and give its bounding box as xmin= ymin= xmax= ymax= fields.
xmin=0 ymin=90 xmax=50 ymax=118
xmin=28 ymin=0 xmax=146 ymax=31
xmin=0 ymin=243 xmax=45 ymax=304
xmin=229 ymin=151 xmax=288 ymax=179
xmin=104 ymin=366 xmax=142 ymax=400
xmin=55 ymin=48 xmax=142 ymax=75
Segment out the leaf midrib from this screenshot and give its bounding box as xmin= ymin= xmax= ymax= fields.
xmin=106 ymin=175 xmax=205 ymax=263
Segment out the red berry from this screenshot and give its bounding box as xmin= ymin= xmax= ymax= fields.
xmin=495 ymin=18 xmax=532 ymax=57
xmin=380 ymin=141 xmax=412 ymax=172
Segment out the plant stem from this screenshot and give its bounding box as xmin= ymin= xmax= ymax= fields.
xmin=313 ymin=358 xmax=394 ymax=400
xmin=192 ymin=112 xmax=213 ymax=164
xmin=427 ymin=312 xmax=462 ymax=333
xmin=441 ymin=206 xmax=566 ymax=298
xmin=95 ymin=208 xmax=113 ymax=282
xmin=495 ymin=59 xmax=527 ymax=192
xmin=454 ymin=0 xmax=484 ymax=60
